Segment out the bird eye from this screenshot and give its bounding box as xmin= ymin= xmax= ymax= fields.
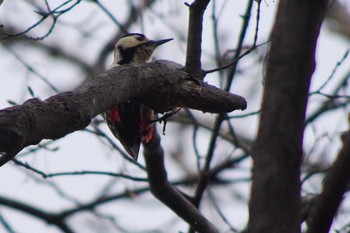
xmin=136 ymin=36 xmax=144 ymax=41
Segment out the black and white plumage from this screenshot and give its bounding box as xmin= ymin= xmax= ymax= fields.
xmin=104 ymin=33 xmax=173 ymax=160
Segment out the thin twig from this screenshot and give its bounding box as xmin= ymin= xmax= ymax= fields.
xmin=226 ymin=110 xmax=260 ymax=119
xmin=207 ymin=188 xmax=238 ymax=233
xmin=3 ymin=45 xmax=60 ymax=93
xmin=310 ymin=49 xmax=349 ymax=95
xmin=2 ymin=0 xmax=81 ymax=40
xmin=0 ymin=213 xmax=15 ymax=233
xmin=94 ymin=0 xmax=128 ymax=33
xmin=204 ymin=41 xmax=268 ymax=75
xmin=12 ymin=159 xmax=148 ymax=181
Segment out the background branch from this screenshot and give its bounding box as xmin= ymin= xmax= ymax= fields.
xmin=0 ymin=196 xmax=74 ymax=233
xmin=307 ymin=129 xmax=350 ymax=233
xmin=143 ymin=128 xmax=219 ymax=233
xmin=189 ymin=2 xmax=257 ymax=233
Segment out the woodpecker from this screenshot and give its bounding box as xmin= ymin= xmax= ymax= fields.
xmin=104 ymin=33 xmax=173 ymax=160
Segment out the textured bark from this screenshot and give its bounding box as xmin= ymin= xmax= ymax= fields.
xmin=0 ymin=60 xmax=246 ymax=165
xmin=248 ymin=0 xmax=328 ymax=233
xmin=185 ymin=0 xmax=210 ymax=75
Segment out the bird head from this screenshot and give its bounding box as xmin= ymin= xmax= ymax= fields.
xmin=111 ymin=33 xmax=173 ymax=67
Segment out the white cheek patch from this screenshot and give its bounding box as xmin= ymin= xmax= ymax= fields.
xmin=111 ymin=48 xmax=122 ymax=68
xmin=111 ymin=35 xmax=151 ymax=66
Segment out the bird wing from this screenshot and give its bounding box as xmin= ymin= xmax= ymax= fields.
xmin=104 ymin=102 xmax=142 ymax=160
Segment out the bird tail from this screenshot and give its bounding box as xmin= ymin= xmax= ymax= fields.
xmin=104 ymin=102 xmax=142 ymax=160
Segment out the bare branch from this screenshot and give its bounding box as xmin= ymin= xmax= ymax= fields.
xmin=1 ymin=0 xmax=82 ymax=40
xmin=188 ymin=4 xmax=257 ymax=232
xmin=185 ymin=0 xmax=210 ymax=75
xmin=307 ymin=130 xmax=350 ymax=233
xmin=3 ymin=45 xmax=60 ymax=93
xmin=0 ymin=60 xmax=246 ymax=166
xmin=305 ymin=69 xmax=350 ymax=126
xmin=143 ymin=128 xmax=219 ymax=233
xmin=0 ymin=196 xmax=74 ymax=233
xmin=205 ymin=1 xmax=263 ymax=76
xmin=94 ymin=0 xmax=128 ymax=33
xmin=224 ymin=0 xmax=256 ymax=91
xmin=309 ymin=49 xmax=349 ymax=96
xmin=12 ymin=159 xmax=148 ymax=181
xmin=0 ymin=213 xmax=15 ymax=233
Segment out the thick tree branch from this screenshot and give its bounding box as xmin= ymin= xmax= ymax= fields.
xmin=0 ymin=60 xmax=246 ymax=166
xmin=248 ymin=0 xmax=328 ymax=233
xmin=307 ymin=130 xmax=350 ymax=233
xmin=143 ymin=128 xmax=219 ymax=233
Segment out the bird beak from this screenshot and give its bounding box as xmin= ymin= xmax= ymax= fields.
xmin=149 ymin=38 xmax=173 ymax=47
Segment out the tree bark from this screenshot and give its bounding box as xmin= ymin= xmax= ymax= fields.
xmin=0 ymin=60 xmax=246 ymax=166
xmin=185 ymin=0 xmax=210 ymax=75
xmin=143 ymin=128 xmax=219 ymax=233
xmin=248 ymin=0 xmax=328 ymax=233
xmin=307 ymin=131 xmax=350 ymax=233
